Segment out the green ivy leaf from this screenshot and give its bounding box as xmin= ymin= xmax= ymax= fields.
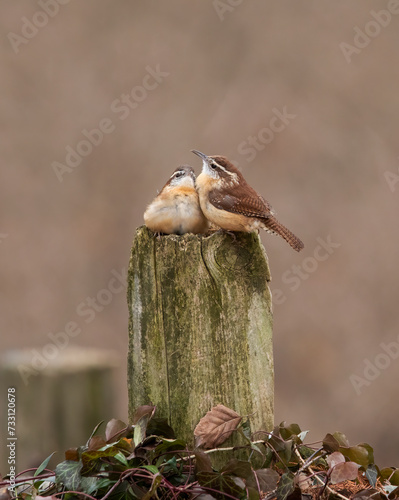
xmin=147 ymin=417 xmax=176 ymax=439
xmin=161 ymin=456 xmax=179 ymax=476
xmin=34 ymin=451 xmax=56 ymax=477
xmin=241 ymin=419 xmax=252 ymax=441
xmin=323 ymin=433 xmax=340 ymax=452
xmin=197 ymin=471 xmax=245 ymax=498
xmin=333 ymin=432 xmax=350 ymax=447
xmin=220 ymin=459 xmax=252 ymax=479
xmin=263 ymin=446 xmax=273 ymax=468
xmin=81 ymin=445 xmax=121 ymax=474
xmin=388 ymin=486 xmax=399 ymax=498
xmin=381 ymin=468 xmax=399 ymax=486
xmin=279 ymin=422 xmax=302 ymax=442
xmin=247 ymin=468 xmax=280 ymax=494
xmin=352 ymin=488 xmax=382 ymax=499
xmin=114 ymin=451 xmax=129 ymax=467
xmin=298 ymin=446 xmax=317 ymax=461
xmin=80 ymin=476 xmax=102 ymax=495
xmin=276 ymin=471 xmax=295 ymax=500
xmin=384 ymin=484 xmax=398 ymax=494
xmin=55 ymin=460 xmax=83 ymax=491
xmin=85 ymin=477 xmax=115 ymax=495
xmin=141 ymin=464 xmax=160 ymax=475
xmin=134 ymin=412 xmax=152 ymax=447
xmin=366 ymin=465 xmax=378 ymax=487
xmin=85 ymin=421 xmax=104 ymax=447
xmin=268 ymin=427 xmax=293 ymax=465
xmin=340 ymin=445 xmax=371 ymax=468
xmin=154 ymin=438 xmax=186 ymax=458
xmin=247 ymin=486 xmax=261 ymax=500
xmin=268 ymin=426 xmax=286 ymax=452
xmin=298 ymin=431 xmax=308 ymax=442
xmin=358 ymin=443 xmax=375 ymax=465
xmin=194 ymin=450 xmax=213 ymax=473
xmin=113 ymin=437 xmax=134 ymax=453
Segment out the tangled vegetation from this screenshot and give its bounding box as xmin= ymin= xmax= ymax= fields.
xmin=1 ymin=405 xmax=398 ymax=500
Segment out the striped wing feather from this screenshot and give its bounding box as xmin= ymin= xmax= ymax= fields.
xmin=209 ymin=186 xmax=304 ymax=252
xmin=209 ymin=185 xmax=274 ymax=219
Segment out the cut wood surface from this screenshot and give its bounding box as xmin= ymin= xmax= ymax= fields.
xmin=127 ymin=226 xmax=274 ymax=446
xmin=0 ymin=347 xmax=119 ymax=472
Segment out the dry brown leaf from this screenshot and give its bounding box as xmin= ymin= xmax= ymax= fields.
xmin=326 ymin=451 xmax=346 ymax=469
xmin=194 ymin=404 xmax=242 ymax=449
xmin=330 ymin=461 xmax=360 ymax=484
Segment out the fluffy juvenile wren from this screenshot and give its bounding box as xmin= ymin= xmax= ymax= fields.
xmin=144 ymin=165 xmax=209 ymax=235
xmin=192 ymin=150 xmax=304 ymax=251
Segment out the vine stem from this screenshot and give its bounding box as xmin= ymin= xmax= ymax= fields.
xmin=293 ymin=447 xmax=349 ymax=500
xmin=176 ymin=439 xmax=266 ymax=462
xmin=298 ymin=447 xmax=326 ymax=472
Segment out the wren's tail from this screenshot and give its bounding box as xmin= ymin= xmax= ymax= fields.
xmin=263 ymin=216 xmax=304 ymax=252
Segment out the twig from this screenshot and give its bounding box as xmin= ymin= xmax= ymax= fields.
xmin=176 ymin=439 xmax=266 ymax=463
xmin=298 ymin=446 xmax=326 ymax=472
xmin=294 ymin=448 xmax=349 ymax=500
xmin=53 ymin=491 xmax=97 ymax=500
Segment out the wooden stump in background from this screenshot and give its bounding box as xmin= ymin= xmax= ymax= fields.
xmin=127 ymin=226 xmax=274 ymax=446
xmin=0 ymin=347 xmax=119 ymax=473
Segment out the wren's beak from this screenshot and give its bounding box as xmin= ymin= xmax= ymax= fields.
xmin=191 ymin=150 xmax=210 ymax=163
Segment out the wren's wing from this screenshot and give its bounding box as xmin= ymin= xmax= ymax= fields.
xmin=209 ymin=185 xmax=275 ymax=219
xmin=209 ymin=186 xmax=304 ymax=252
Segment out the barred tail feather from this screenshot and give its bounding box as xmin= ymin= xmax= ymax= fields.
xmin=263 ymin=216 xmax=304 ymax=252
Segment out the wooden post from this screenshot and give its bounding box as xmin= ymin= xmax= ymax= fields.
xmin=0 ymin=347 xmax=119 ymax=472
xmin=127 ymin=226 xmax=274 ymax=446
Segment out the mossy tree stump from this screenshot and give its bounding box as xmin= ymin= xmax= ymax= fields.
xmin=0 ymin=347 xmax=119 ymax=472
xmin=127 ymin=226 xmax=273 ymax=446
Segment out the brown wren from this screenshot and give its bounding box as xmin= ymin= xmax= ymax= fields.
xmin=144 ymin=165 xmax=209 ymax=235
xmin=192 ymin=150 xmax=304 ymax=251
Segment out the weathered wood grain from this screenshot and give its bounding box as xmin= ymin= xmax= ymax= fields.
xmin=127 ymin=226 xmax=274 ymax=446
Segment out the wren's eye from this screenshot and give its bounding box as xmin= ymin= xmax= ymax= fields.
xmin=210 ymin=162 xmax=218 ymax=170
xmin=174 ymin=171 xmax=184 ymax=178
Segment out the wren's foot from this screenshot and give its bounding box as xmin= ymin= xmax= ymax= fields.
xmin=211 ymin=228 xmax=237 ymax=241
xmin=148 ymin=229 xmax=164 ymax=240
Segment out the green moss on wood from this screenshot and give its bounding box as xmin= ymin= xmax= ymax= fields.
xmin=127 ymin=226 xmax=274 ymax=446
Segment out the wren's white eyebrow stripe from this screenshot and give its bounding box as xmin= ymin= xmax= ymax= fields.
xmin=212 ymin=161 xmax=239 ymax=184
xmin=171 ymin=170 xmax=184 ymax=178
xmin=213 ymin=161 xmax=234 ymax=176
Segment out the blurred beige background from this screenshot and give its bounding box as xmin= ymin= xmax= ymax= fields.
xmin=1 ymin=0 xmax=399 ymax=467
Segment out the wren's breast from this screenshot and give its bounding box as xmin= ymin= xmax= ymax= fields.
xmin=196 ymin=174 xmax=250 ymax=232
xmin=144 ymin=185 xmax=208 ymax=235
xmin=173 ymin=189 xmax=208 ymax=234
